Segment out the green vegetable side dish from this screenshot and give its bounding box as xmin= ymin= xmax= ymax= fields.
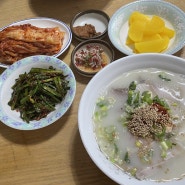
xmin=8 ymin=66 xmax=70 ymax=123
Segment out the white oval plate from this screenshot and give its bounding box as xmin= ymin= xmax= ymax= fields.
xmin=78 ymin=53 xmax=185 ymax=185
xmin=108 ymin=0 xmax=185 ymax=56
xmin=0 ymin=17 xmax=72 ymax=68
xmin=0 ymin=55 xmax=76 ymax=130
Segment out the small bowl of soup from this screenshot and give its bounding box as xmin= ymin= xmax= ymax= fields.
xmin=70 ymin=9 xmax=109 ymax=41
xmin=78 ymin=53 xmax=185 ymax=185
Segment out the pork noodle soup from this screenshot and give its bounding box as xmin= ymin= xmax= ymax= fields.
xmin=93 ymin=68 xmax=185 ymax=182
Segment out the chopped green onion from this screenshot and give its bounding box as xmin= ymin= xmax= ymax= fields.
xmin=104 ymin=126 xmax=116 ymax=142
xmin=124 ymin=151 xmax=130 ymax=164
xmin=158 ymin=73 xmax=171 ymax=81
xmin=153 ymin=95 xmax=170 ymax=110
xmin=127 ymin=90 xmax=140 ymax=107
xmin=141 ymin=91 xmax=153 ymax=104
xmin=129 ymin=81 xmax=137 ymax=90
xmin=130 ymin=168 xmax=137 ymax=177
xmin=94 ymin=97 xmax=115 ymax=122
xmin=160 ymin=140 xmax=174 ymax=159
xmin=135 ymin=140 xmax=142 ymax=148
xmin=161 ymin=149 xmax=167 ymax=159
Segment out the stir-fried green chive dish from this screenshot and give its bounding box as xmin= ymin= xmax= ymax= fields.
xmin=8 ymin=66 xmax=70 ymax=123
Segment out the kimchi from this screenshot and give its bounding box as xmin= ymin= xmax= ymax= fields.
xmin=0 ymin=24 xmax=65 ymax=64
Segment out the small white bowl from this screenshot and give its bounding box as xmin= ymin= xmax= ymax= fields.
xmin=71 ymin=9 xmax=109 ymax=41
xmin=78 ymin=53 xmax=185 ymax=185
xmin=0 ymin=55 xmax=76 ymax=130
xmin=108 ymin=0 xmax=185 ymax=55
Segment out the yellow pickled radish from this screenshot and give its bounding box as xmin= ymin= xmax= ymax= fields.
xmin=128 ymin=21 xmax=147 ymax=42
xmin=142 ymin=34 xmax=161 ymax=42
xmin=126 ymin=36 xmax=134 ymax=45
xmin=135 ymin=37 xmax=169 ymax=53
xmin=129 ymin=11 xmax=150 ymax=25
xmin=126 ymin=11 xmax=175 ymax=53
xmin=160 ymin=26 xmax=175 ymax=38
xmin=160 ymin=35 xmax=170 ymax=51
xmin=144 ymin=15 xmax=165 ymax=35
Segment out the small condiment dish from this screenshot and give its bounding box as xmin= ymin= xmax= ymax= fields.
xmin=71 ymin=39 xmax=114 ymax=77
xmin=70 ymin=9 xmax=109 ymax=41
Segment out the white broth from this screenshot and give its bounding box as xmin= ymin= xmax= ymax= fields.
xmin=93 ymin=68 xmax=185 ymax=182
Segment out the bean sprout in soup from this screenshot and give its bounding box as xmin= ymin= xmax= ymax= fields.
xmin=93 ymin=68 xmax=185 ymax=182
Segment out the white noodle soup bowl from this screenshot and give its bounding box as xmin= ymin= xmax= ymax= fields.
xmin=78 ymin=53 xmax=185 ymax=185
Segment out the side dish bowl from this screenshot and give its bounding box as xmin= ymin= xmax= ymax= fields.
xmin=71 ymin=9 xmax=109 ymax=41
xmin=0 ymin=55 xmax=76 ymax=130
xmin=71 ymin=39 xmax=114 ymax=77
xmin=108 ymin=0 xmax=185 ymax=55
xmin=78 ymin=53 xmax=185 ymax=185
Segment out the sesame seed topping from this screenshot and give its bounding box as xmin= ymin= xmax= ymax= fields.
xmin=127 ymin=103 xmax=173 ymax=139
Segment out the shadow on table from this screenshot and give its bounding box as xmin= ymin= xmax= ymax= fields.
xmin=29 ymin=0 xmax=111 ymax=24
xmin=0 ymin=105 xmax=73 ymax=145
xmin=70 ymin=125 xmax=118 ymax=185
xmin=0 ymin=0 xmax=5 ymax=4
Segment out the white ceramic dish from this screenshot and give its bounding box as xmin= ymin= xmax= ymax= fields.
xmin=71 ymin=9 xmax=109 ymax=41
xmin=0 ymin=17 xmax=72 ymax=68
xmin=108 ymin=0 xmax=185 ymax=55
xmin=78 ymin=53 xmax=185 ymax=185
xmin=0 ymin=55 xmax=76 ymax=130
